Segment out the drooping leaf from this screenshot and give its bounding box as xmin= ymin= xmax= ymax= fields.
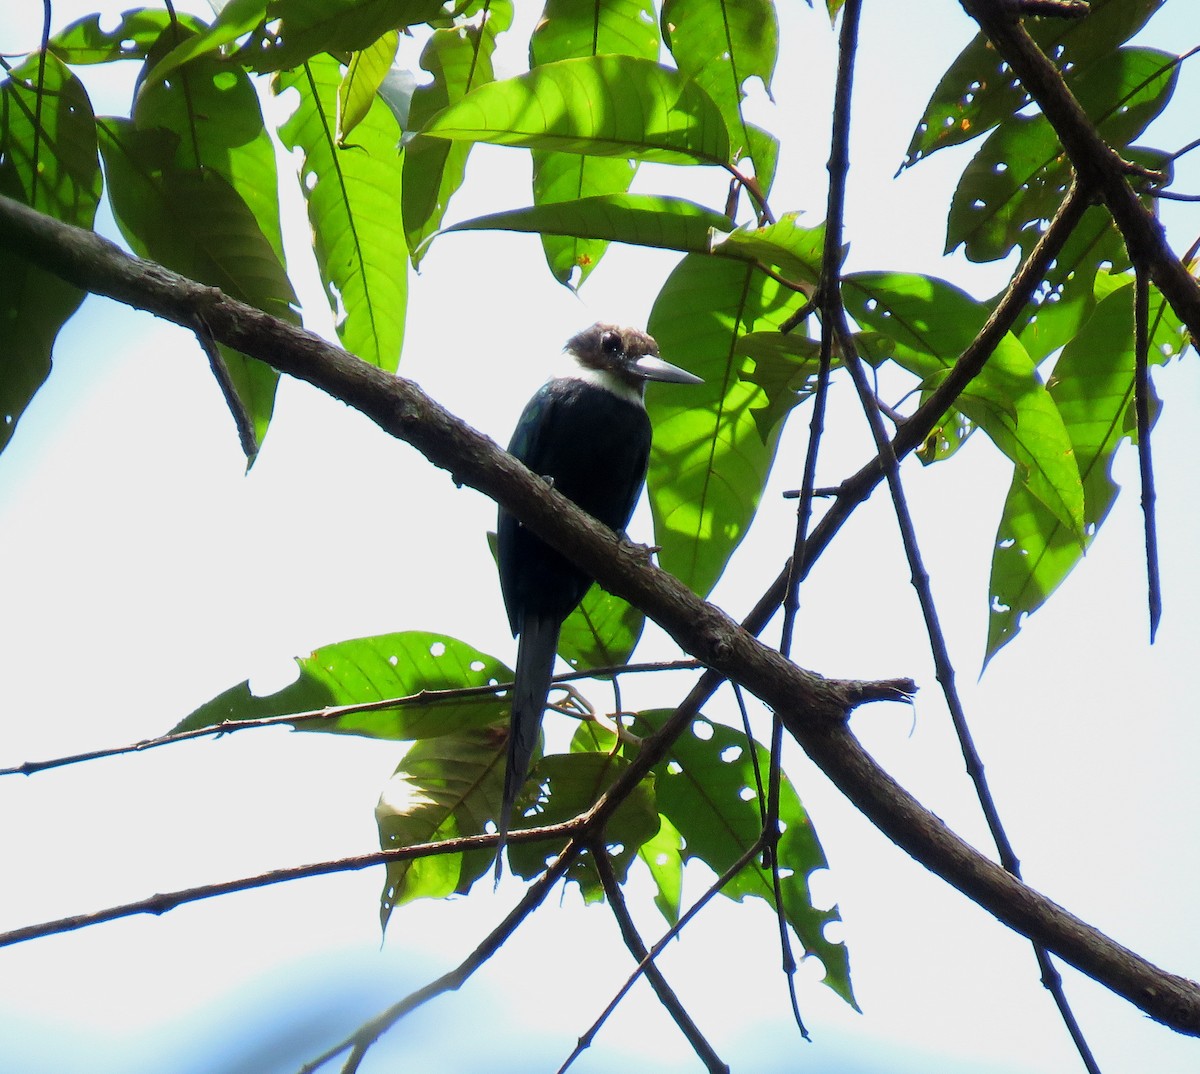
xmin=0 ymin=55 xmax=100 ymax=450
xmin=661 ymin=0 xmax=779 ymax=166
xmin=636 ymin=711 xmax=854 ymax=1007
xmin=845 ymin=272 xmax=1084 ymax=538
xmin=48 ymin=8 xmax=206 ymax=64
xmin=639 ymin=813 xmax=685 ymax=924
xmin=424 ymin=194 xmax=731 ymax=259
xmin=735 ymin=331 xmax=823 ymax=441
xmin=376 ymin=727 xmax=501 ymax=928
xmin=644 ymin=255 xmax=824 ymax=598
xmin=276 ymin=55 xmax=407 ymax=371
xmin=243 ymin=0 xmax=445 ymax=73
xmin=337 ymin=30 xmax=399 ymax=143
xmin=507 ymin=752 xmax=660 ymax=900
xmin=98 ymin=122 xmax=289 ymax=456
xmin=985 ymin=282 xmax=1186 ymax=663
xmin=902 ymin=0 xmax=1164 ymax=167
xmin=402 ymin=1 xmax=511 ymax=263
xmin=529 ymin=0 xmax=658 ymax=286
xmin=946 ymin=47 xmax=1178 ymax=264
xmin=420 ymin=55 xmax=732 ymax=167
xmin=174 ymin=631 xmax=511 ymax=739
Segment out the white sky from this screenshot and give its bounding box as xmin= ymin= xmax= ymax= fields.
xmin=0 ymin=2 xmax=1198 ymax=1073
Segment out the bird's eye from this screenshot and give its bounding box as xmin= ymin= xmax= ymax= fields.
xmin=601 ymin=331 xmax=622 ymax=356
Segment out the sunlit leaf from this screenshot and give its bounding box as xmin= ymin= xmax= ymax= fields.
xmin=662 ymin=0 xmax=779 ymax=164
xmin=0 ymin=55 xmax=100 ymax=450
xmin=277 ymin=55 xmax=407 ymax=371
xmin=636 ymin=711 xmax=854 ymax=1007
xmin=529 ymin=0 xmax=658 ymax=286
xmin=647 ymin=254 xmax=809 ymax=597
xmin=174 ymin=631 xmax=511 ymax=739
xmin=49 ymin=9 xmax=205 ymax=64
xmin=639 ymin=813 xmax=685 ymax=924
xmin=559 ymin=584 xmax=645 ymax=672
xmin=403 ymin=1 xmax=511 ymax=262
xmin=420 ymin=55 xmax=732 ymax=166
xmin=711 ymin=214 xmax=826 ymax=282
xmin=985 ymin=283 xmax=1185 ymax=663
xmin=338 ymin=30 xmax=399 ymax=143
xmin=845 ymin=272 xmax=1084 ymax=538
xmin=735 ymin=331 xmax=823 ymax=441
xmin=376 ymin=728 xmax=500 ymax=928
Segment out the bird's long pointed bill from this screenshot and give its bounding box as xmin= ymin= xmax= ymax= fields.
xmin=630 ymin=355 xmax=704 ymax=385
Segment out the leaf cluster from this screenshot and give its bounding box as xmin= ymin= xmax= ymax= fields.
xmin=1 ymin=0 xmax=1196 ymax=1056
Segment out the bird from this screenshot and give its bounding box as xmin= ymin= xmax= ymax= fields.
xmin=495 ymin=322 xmax=702 ymax=877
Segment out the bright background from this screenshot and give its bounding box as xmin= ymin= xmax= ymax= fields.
xmin=0 ymin=3 xmax=1197 ymax=1072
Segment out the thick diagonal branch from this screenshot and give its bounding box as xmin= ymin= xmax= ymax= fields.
xmin=1 ymin=194 xmax=1198 ymax=1035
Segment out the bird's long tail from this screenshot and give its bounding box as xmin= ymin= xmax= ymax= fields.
xmin=495 ymin=610 xmax=560 ymax=883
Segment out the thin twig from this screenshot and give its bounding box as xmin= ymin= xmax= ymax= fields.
xmin=302 ymin=838 xmax=582 ymax=1074
xmin=560 ymin=835 xmax=768 ymax=1074
xmin=1133 ymin=267 xmax=1161 ymax=640
xmin=193 ymin=313 xmax=259 ymax=460
xmin=591 ymin=845 xmax=729 ymax=1074
xmin=2 ymin=659 xmax=701 ymax=777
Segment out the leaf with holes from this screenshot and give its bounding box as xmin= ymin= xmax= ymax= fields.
xmin=507 ymin=752 xmax=659 ymax=900
xmin=647 ymin=254 xmax=810 ymax=598
xmin=376 ymin=728 xmax=501 ymax=928
xmin=277 ymin=55 xmax=407 ymax=371
xmin=902 ymin=0 xmax=1163 ymax=167
xmin=845 ymin=271 xmax=1084 ymax=539
xmin=174 ymin=632 xmax=511 ymax=739
xmin=49 ymin=9 xmax=206 ymax=64
xmin=636 ymin=711 xmax=854 ymax=1007
xmin=946 ymin=48 xmax=1178 ymax=264
xmin=985 ymin=282 xmax=1185 ymax=664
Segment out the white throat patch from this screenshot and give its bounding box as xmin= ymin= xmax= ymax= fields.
xmin=564 ymin=363 xmax=645 ymax=407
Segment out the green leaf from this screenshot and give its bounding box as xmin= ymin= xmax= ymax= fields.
xmin=735 ymin=331 xmax=823 ymax=442
xmin=529 ymin=0 xmax=658 ymax=286
xmin=244 ymin=0 xmax=445 ymax=72
xmin=277 ymin=56 xmax=407 ymax=371
xmin=48 ymin=9 xmax=206 ymax=64
xmin=376 ymin=728 xmax=500 ymax=929
xmin=647 ymin=255 xmax=817 ymax=598
xmin=420 ymin=55 xmax=732 ymax=166
xmin=662 ymin=0 xmax=779 ymax=165
xmin=97 ymin=121 xmax=288 ymax=455
xmin=636 ymin=711 xmax=854 ymax=1007
xmin=173 ymin=631 xmax=511 ymax=739
xmin=985 ymin=283 xmax=1184 ymax=663
xmin=486 ymin=531 xmax=644 ymax=672
xmin=337 ymin=30 xmax=399 ymax=143
xmin=946 ymin=48 xmax=1178 ymax=264
xmin=902 ymin=0 xmax=1163 ymax=167
xmin=426 ymin=194 xmax=731 ymax=258
xmin=0 ymin=55 xmax=100 ymax=449
xmin=639 ymin=813 xmax=685 ymax=924
xmin=141 ymin=0 xmax=268 ymax=90
xmin=402 ymin=2 xmax=511 ymax=263
xmin=508 ymin=752 xmax=660 ymax=900
xmin=845 ymin=272 xmax=1084 ymax=538
xmin=711 ymin=214 xmax=826 ymax=282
